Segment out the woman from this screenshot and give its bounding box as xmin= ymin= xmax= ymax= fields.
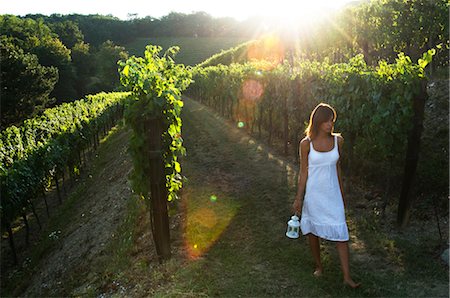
xmin=292 ymin=103 xmax=360 ymax=288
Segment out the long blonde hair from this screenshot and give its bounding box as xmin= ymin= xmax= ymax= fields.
xmin=305 ymin=103 xmax=337 ymax=139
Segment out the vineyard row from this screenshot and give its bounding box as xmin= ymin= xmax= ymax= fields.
xmin=0 ymin=92 xmax=130 ymax=264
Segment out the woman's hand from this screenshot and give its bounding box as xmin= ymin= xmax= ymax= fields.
xmin=292 ymin=197 xmax=303 ymax=215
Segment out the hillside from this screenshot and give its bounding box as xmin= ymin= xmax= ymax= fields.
xmin=124 ymin=37 xmax=249 ymax=66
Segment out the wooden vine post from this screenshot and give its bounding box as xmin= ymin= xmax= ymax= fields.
xmin=145 ymin=118 xmax=171 ymax=259
xmin=396 ymin=49 xmax=435 ymax=228
xmin=397 ymin=79 xmax=428 ymax=228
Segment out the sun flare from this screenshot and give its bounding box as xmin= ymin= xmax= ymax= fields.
xmin=226 ymin=0 xmax=346 ymax=25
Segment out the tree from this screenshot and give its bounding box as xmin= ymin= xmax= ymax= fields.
xmin=1 ymin=15 xmax=76 ymax=103
xmin=91 ymin=40 xmax=128 ymax=92
xmin=49 ymin=20 xmax=84 ymax=49
xmin=0 ymin=15 xmax=55 ymax=47
xmin=0 ymin=37 xmax=58 ymax=127
xmin=32 ymin=36 xmax=77 ymax=102
xmin=71 ymin=41 xmax=95 ymax=97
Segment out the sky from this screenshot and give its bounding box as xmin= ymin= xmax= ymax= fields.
xmin=0 ymin=0 xmax=356 ymax=22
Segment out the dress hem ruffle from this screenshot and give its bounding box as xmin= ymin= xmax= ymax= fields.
xmin=300 ymin=218 xmax=349 ymax=241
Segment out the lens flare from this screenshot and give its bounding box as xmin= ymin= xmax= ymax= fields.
xmin=234 ymin=79 xmax=264 ymax=131
xmin=247 ymin=35 xmax=285 ymax=69
xmin=183 ymin=191 xmax=239 ymax=259
xmin=242 ymin=79 xmax=264 ymax=101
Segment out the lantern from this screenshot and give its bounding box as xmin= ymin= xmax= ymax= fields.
xmin=286 ymin=215 xmax=300 ymax=239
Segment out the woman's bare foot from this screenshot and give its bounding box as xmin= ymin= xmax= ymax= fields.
xmin=343 ymin=278 xmax=361 ymax=288
xmin=313 ymin=268 xmax=323 ymax=277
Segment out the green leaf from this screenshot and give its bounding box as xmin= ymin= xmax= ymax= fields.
xmin=418 ymin=59 xmax=428 ymax=69
xmin=123 ymin=65 xmax=130 ymax=77
xmin=174 ymin=161 xmax=181 ymax=173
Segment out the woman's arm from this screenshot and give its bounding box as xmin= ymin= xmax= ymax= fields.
xmin=293 ymin=138 xmax=310 ymax=214
xmin=336 ymin=135 xmax=346 ymax=208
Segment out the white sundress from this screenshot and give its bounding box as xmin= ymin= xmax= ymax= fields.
xmin=300 ymin=135 xmax=349 ymax=241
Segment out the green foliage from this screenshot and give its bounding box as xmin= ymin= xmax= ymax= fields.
xmin=119 ymin=45 xmax=192 ymax=202
xmin=196 ymin=40 xmax=255 ymax=67
xmin=0 ymin=36 xmax=58 ymax=127
xmin=0 ymin=92 xmax=129 ymax=225
xmin=192 ymin=0 xmax=448 ymax=72
xmin=0 ymin=16 xmax=67 ymax=107
xmin=48 ymin=20 xmax=84 ymax=49
xmin=1 ymin=14 xmax=129 ymax=116
xmin=307 ymin=0 xmax=448 ymax=68
xmin=32 ymin=36 xmax=77 ymax=102
xmin=0 ymin=15 xmax=78 ymax=103
xmin=91 ymin=40 xmax=128 ymax=93
xmin=0 ymin=15 xmax=55 ymax=46
xmin=414 ymin=79 xmax=449 ymax=214
xmin=71 ymin=41 xmax=94 ymax=96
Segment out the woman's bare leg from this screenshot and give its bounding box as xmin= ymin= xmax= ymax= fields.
xmin=336 ymin=241 xmax=360 ymax=288
xmin=308 ymin=234 xmax=323 ymax=276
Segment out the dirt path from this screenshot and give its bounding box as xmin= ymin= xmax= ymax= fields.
xmin=18 ymin=126 xmax=133 ymax=297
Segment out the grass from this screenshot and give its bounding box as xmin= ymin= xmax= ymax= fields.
xmin=124 ymin=37 xmax=249 ymax=65
xmin=69 ymin=194 xmax=144 ymax=297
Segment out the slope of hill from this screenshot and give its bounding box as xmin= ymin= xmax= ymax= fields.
xmin=124 ymin=37 xmax=249 ymax=66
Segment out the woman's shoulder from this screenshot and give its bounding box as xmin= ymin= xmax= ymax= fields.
xmin=332 ymin=132 xmax=344 ymax=141
xmin=333 ymin=133 xmax=344 ymax=143
xmin=300 ymin=136 xmax=311 ymax=144
xmin=300 ymin=136 xmax=311 ymax=149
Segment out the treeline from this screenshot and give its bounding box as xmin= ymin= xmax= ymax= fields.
xmin=1 ymin=15 xmax=128 ymax=127
xmin=199 ymin=0 xmax=449 ymax=72
xmin=23 ymin=12 xmax=264 ymax=45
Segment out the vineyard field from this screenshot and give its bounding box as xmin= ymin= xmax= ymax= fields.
xmin=2 ymin=0 xmax=448 ymax=294
xmin=124 ymin=37 xmax=249 ymax=65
